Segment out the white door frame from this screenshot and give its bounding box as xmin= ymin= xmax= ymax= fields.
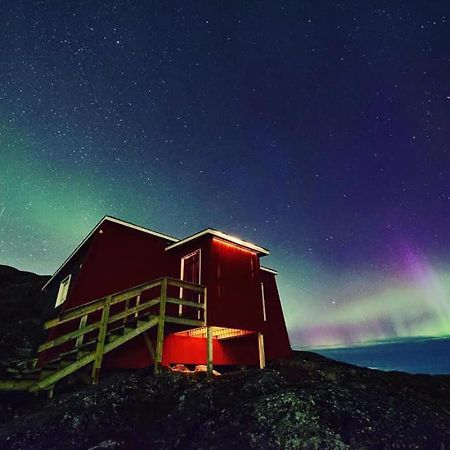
xmin=179 ymin=248 xmax=202 ymax=317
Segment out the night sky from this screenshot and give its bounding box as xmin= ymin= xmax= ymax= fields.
xmin=1 ymin=1 xmax=450 ymax=349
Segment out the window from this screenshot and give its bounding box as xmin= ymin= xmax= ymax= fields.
xmin=55 ymin=274 xmax=71 ymax=308
xmin=261 ymin=282 xmax=267 ymax=321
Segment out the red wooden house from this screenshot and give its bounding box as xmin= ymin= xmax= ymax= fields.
xmin=39 ymin=216 xmax=291 ymax=380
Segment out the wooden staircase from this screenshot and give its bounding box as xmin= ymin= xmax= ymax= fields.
xmin=0 ymin=277 xmax=208 ymax=394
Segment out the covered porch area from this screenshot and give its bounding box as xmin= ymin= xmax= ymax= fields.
xmin=162 ymin=326 xmax=266 ymax=372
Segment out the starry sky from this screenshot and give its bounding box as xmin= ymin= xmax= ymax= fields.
xmin=1 ymin=1 xmax=450 ymax=349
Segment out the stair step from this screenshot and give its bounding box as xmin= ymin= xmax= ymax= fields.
xmin=62 ymin=350 xmax=92 ymax=363
xmin=107 ymin=333 xmax=119 ymax=342
xmin=1 ymin=308 xmax=159 ymax=392
xmin=42 ymin=364 xmax=60 ymax=371
xmin=19 ymin=367 xmax=43 ymax=375
xmin=0 ymin=363 xmax=57 ymax=381
xmin=45 ymin=356 xmax=63 ymax=366
xmin=12 ymin=373 xmax=40 ymax=380
xmin=44 ymin=358 xmax=76 ymax=369
xmin=123 ymin=311 xmax=154 ymax=327
xmin=59 ymin=340 xmax=97 ymax=360
xmin=105 ymin=320 xmax=151 ymax=344
xmin=108 ymin=324 xmax=126 ymax=335
xmin=40 ymin=364 xmax=61 ymax=377
xmin=44 ymin=350 xmax=94 ymax=369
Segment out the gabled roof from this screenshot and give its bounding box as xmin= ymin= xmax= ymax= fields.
xmin=165 ymin=228 xmax=270 ymax=255
xmin=104 ymin=217 xmax=178 ymax=242
xmin=42 ymin=216 xmax=178 ymax=291
xmin=43 ymin=219 xmax=270 ymax=292
xmin=260 ymin=266 xmax=278 ymax=275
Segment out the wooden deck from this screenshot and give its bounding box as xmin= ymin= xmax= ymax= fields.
xmin=0 ymin=277 xmax=210 ymax=395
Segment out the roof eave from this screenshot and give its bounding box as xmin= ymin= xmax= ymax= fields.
xmin=42 ymin=216 xmax=178 ymax=291
xmin=165 ymin=228 xmax=270 ymax=255
xmin=260 ymin=266 xmax=278 ymax=275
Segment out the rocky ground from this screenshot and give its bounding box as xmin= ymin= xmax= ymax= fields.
xmin=1 ymin=354 xmax=450 ymax=449
xmin=1 ymin=265 xmax=450 ymax=449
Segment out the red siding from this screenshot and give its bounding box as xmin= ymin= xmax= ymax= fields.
xmin=40 ymin=220 xmax=173 ymax=365
xmin=164 ymin=236 xmax=211 ymax=319
xmin=65 ymin=220 xmax=171 ymax=309
xmin=161 ymin=334 xmax=259 ymax=367
xmin=207 ymin=238 xmax=263 ymax=331
xmin=260 ymin=270 xmax=292 ymax=360
xmin=102 ymin=333 xmax=261 ymax=369
xmin=41 ymin=221 xmax=292 ymax=369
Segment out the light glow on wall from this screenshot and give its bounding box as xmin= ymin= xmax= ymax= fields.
xmin=175 ymin=326 xmax=254 ymax=340
xmin=212 ymin=237 xmax=257 ymax=255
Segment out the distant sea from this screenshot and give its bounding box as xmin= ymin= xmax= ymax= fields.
xmin=302 ymin=336 xmax=450 ymax=375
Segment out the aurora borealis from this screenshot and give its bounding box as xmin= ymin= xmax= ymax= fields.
xmin=1 ymin=1 xmax=450 ymax=349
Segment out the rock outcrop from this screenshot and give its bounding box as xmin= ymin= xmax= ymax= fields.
xmin=0 ymin=265 xmax=51 ymax=362
xmin=1 ymin=265 xmax=449 ymax=449
xmin=0 ymin=353 xmax=450 ymax=449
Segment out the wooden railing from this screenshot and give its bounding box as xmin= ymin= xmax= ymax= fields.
xmin=38 ymin=277 xmax=207 ymax=382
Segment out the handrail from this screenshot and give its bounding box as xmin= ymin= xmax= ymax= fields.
xmin=166 ymin=277 xmax=205 ymax=292
xmin=1 ymin=276 xmax=209 ymax=392
xmin=45 ymin=277 xmax=206 ymax=330
xmin=110 ymin=278 xmax=166 ymax=305
xmin=166 ymin=297 xmax=206 ymax=309
xmin=39 ymin=320 xmax=102 ymax=353
xmin=108 ymin=297 xmax=160 ymax=324
xmin=60 ymin=295 xmax=108 ymax=316
xmin=38 ymin=297 xmax=162 ymax=353
xmin=40 ymin=276 xmax=207 ymax=354
xmin=45 ymin=279 xmax=165 ymax=329
xmin=44 ymin=279 xmax=159 ymax=329
xmin=44 ymin=297 xmax=108 ymax=329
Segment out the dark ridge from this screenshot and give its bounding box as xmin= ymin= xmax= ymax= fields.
xmin=0 ymin=264 xmax=52 ymax=362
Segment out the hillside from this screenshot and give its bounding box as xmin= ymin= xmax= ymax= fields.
xmin=0 ymin=265 xmax=51 ymax=362
xmin=1 ymin=353 xmax=450 ymax=449
xmin=0 ymin=265 xmax=450 ymax=449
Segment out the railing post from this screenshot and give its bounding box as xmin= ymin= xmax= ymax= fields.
xmin=258 ymin=332 xmax=266 ymax=369
xmin=91 ymin=295 xmax=111 ymax=384
xmin=75 ymin=314 xmax=88 ymax=349
xmin=154 ymin=278 xmax=167 ymax=375
xmin=203 ymin=286 xmax=207 ymax=325
xmin=134 ymin=294 xmax=141 ymax=319
xmin=123 ymin=297 xmax=130 ymax=325
xmin=206 ymin=326 xmax=213 ymax=378
xmin=204 ymin=287 xmax=213 ymax=377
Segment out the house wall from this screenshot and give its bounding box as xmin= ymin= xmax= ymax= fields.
xmin=39 ymin=234 xmax=99 ymax=363
xmin=166 ymin=236 xmax=266 ymax=332
xmin=100 ymin=236 xmax=292 ymax=368
xmin=164 ymin=235 xmax=211 ymax=319
xmin=162 ymin=333 xmax=260 ymax=366
xmin=43 ymin=238 xmax=94 ymax=311
xmin=39 ymin=220 xmax=174 ymax=365
xmin=260 ymin=270 xmax=292 ymax=360
xmin=64 ymin=220 xmax=172 ymax=309
xmin=40 ymin=222 xmax=292 ymax=369
xmin=207 ymin=238 xmax=264 ymax=331
xmin=102 ymin=332 xmax=261 ymax=369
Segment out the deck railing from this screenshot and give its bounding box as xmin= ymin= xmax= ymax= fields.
xmin=38 ymin=277 xmax=207 ymax=382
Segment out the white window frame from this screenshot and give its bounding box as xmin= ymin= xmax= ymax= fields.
xmin=261 ymin=282 xmax=267 ymax=321
xmin=55 ymin=274 xmax=71 ymax=308
xmin=179 ymin=249 xmax=202 ymax=317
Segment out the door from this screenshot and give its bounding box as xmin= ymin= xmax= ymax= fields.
xmin=180 ymin=249 xmax=201 ymax=318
